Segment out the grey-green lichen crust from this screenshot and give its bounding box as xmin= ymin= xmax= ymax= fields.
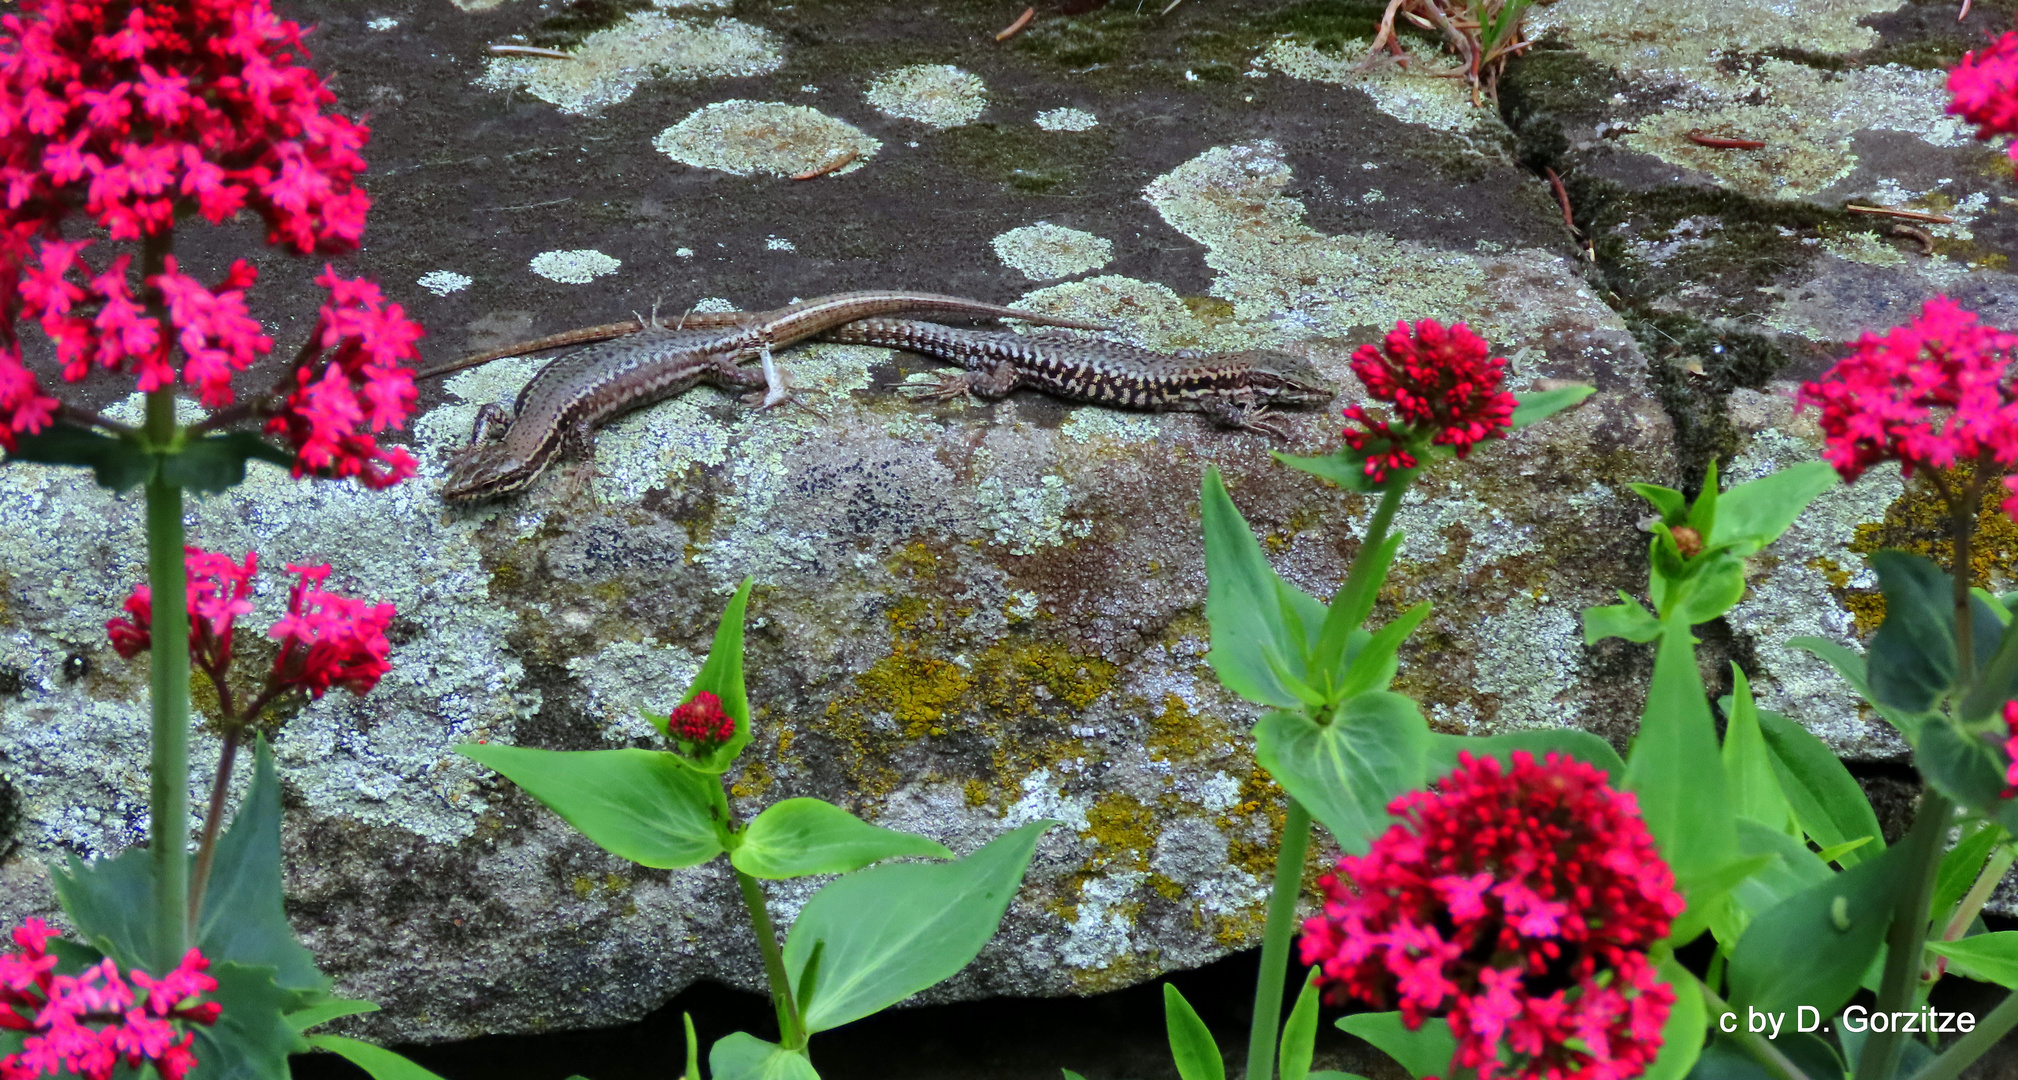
xmin=474 ymin=13 xmax=782 ymax=115
xmin=654 ymin=101 xmax=880 ymax=178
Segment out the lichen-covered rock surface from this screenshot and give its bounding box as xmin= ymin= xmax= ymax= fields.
xmin=0 ymin=0 xmax=2006 ymax=1045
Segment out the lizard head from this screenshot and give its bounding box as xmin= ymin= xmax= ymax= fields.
xmin=441 ymin=444 xmax=532 ymax=504
xmin=1240 ymin=350 xmax=1337 ymax=410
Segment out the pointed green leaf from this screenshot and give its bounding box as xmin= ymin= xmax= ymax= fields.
xmin=192 ymin=961 xmax=311 ymax=1080
xmin=1707 ymin=462 xmax=1836 ymax=557
xmin=1272 ymin=450 xmax=1404 ymax=493
xmin=1866 ymin=551 xmax=2000 ymax=713
xmin=50 ymin=846 xmax=163 ymax=972
xmin=1669 ymin=854 xmax=1777 ymax=948
xmin=286 ymin=999 xmax=379 ymax=1032
xmin=1335 ymin=1013 xmax=1454 ymax=1080
xmin=1727 ymin=840 xmax=1907 ymax=1015
xmin=198 ymin=737 xmax=329 ymax=995
xmin=1670 ymin=553 xmax=1748 ymax=626
xmin=1631 ymin=483 xmax=1689 ymax=524
xmin=1584 ymin=594 xmax=1662 ymax=645
xmin=1253 ymin=692 xmax=1429 ymax=854
xmin=1686 ymin=459 xmax=1720 ymax=543
xmin=455 ymin=745 xmax=728 ymax=868
xmin=161 ymin=433 xmax=293 ymax=495
xmin=1510 ymin=385 xmax=1594 ymax=429
xmin=1961 ymin=612 xmax=2018 ymax=722
xmin=1201 ymin=467 xmax=1320 ymax=708
xmin=1926 ymin=932 xmax=2018 ymax=988
xmin=1642 ymin=957 xmax=1706 ymax=1080
xmin=305 ymin=1036 xmax=448 ymax=1080
xmin=1280 ymin=969 xmax=1322 ymax=1080
xmin=1811 ymin=837 xmax=1872 ymax=865
xmin=1750 ymin=709 xmax=1883 ymax=866
xmin=5 ymin=421 xmax=155 ymax=491
xmin=708 ymin=1033 xmax=821 ymax=1080
xmin=1714 ymin=819 xmax=1832 ymax=949
xmin=1626 ymin=623 xmax=1736 ymax=886
xmin=683 ymin=578 xmax=756 ymax=773
xmin=1786 ymin=636 xmax=1927 ymax=740
xmin=1164 ymin=984 xmax=1225 ymax=1080
xmin=1062 ymin=1072 xmax=1089 ymax=1080
xmin=1720 ymin=669 xmax=1793 ymax=833
xmin=731 ymin=798 xmax=951 ymax=879
xmin=1314 ymin=532 xmax=1404 ymax=683
xmin=785 ymin=820 xmax=1056 ymax=1033
xmin=1933 ymin=822 xmax=2005 ymax=923
xmin=1429 ymin=729 xmax=1625 ymax=783
xmin=684 ymin=1013 xmax=703 ymax=1080
xmin=1335 ymin=602 xmax=1430 ymax=701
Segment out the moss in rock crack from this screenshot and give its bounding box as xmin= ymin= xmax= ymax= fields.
xmin=1010 ymin=7 xmax=1157 ymax=68
xmin=1626 ymin=310 xmax=1789 ymax=489
xmin=1499 ymin=41 xmax=1630 ymax=173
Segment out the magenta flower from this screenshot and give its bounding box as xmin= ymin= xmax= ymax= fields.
xmin=106 ymin=547 xmax=394 ymax=703
xmin=668 ymin=691 xmax=736 ymax=750
xmin=1342 ymin=318 xmax=1518 ymax=482
xmin=0 ymin=919 xmax=220 ymax=1080
xmin=1300 ymin=752 xmax=1682 ymax=1080
xmin=1795 ymin=298 xmax=2018 ymax=516
xmin=1950 ymin=32 xmax=2018 ymax=160
xmin=2002 ymin=701 xmax=2018 ymax=798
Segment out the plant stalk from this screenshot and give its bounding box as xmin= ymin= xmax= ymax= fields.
xmin=1900 ymin=984 xmax=2018 ymax=1080
xmin=1244 ymin=798 xmax=1314 ymax=1080
xmin=144 ymin=388 xmax=190 ymax=967
xmin=1699 ymin=982 xmax=1812 ymax=1080
xmin=735 ymin=868 xmax=806 ymax=1051
xmin=186 ymin=725 xmax=243 ymax=928
xmin=1952 ymin=472 xmax=1982 ymax=685
xmin=1334 ymin=483 xmax=1408 ymax=631
xmin=1857 ymin=789 xmax=1955 ymax=1080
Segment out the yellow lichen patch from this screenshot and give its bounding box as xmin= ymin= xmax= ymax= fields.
xmin=1844 ymin=466 xmax=2018 ymax=632
xmin=571 ymin=875 xmax=596 ymax=899
xmin=730 ymin=756 xmax=774 ymax=801
xmin=963 ymin=778 xmax=990 ymax=807
xmin=1065 ymin=948 xmax=1157 ymax=994
xmin=852 ymin=641 xmax=973 ymax=738
xmin=1145 ymin=693 xmax=1242 ymax=763
xmin=1224 ymin=768 xmax=1288 ymax=879
xmin=975 ymin=639 xmax=1117 ymax=714
xmin=1083 ymin=792 xmax=1158 ymax=871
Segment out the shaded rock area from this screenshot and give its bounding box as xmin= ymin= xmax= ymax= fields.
xmin=0 ymin=0 xmax=2010 ymax=1049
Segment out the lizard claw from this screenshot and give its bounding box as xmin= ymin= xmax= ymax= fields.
xmin=889 ymin=374 xmax=977 ymax=404
xmin=1238 ymin=412 xmax=1295 ymax=440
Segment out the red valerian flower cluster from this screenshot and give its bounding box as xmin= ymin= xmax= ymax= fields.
xmin=0 ymin=0 xmax=421 ymax=489
xmin=0 ymin=919 xmax=220 ymax=1080
xmin=2002 ymin=700 xmax=2018 ymax=798
xmin=1343 ymin=318 xmax=1518 ymax=482
xmin=1795 ymin=298 xmax=2018 ymax=516
xmin=1950 ymin=32 xmax=2018 ymax=160
xmin=1300 ymin=752 xmax=1683 ymax=1080
xmin=107 ymin=546 xmax=395 ymax=700
xmin=669 ymin=691 xmax=735 ymax=749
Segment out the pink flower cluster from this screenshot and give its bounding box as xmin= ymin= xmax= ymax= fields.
xmin=0 ymin=919 xmax=219 ymax=1080
xmin=1796 ymin=298 xmax=2018 ymax=516
xmin=669 ymin=691 xmax=735 ymax=749
xmin=2002 ymin=700 xmax=2018 ymax=798
xmin=1950 ymin=32 xmax=2018 ymax=160
xmin=263 ymin=268 xmax=421 ymax=489
xmin=1343 ymin=318 xmax=1518 ymax=482
xmin=106 ymin=546 xmax=395 ymax=701
xmin=1301 ymin=752 xmax=1682 ymax=1080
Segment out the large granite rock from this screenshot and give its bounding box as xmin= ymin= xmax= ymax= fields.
xmin=0 ymin=0 xmax=2003 ymax=1043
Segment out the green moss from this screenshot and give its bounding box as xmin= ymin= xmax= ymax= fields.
xmin=1010 ymin=7 xmax=1156 ymax=67
xmin=933 ymin=123 xmax=1110 ymax=197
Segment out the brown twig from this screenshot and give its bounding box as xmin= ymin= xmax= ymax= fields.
xmin=1845 ymin=204 xmax=1957 ymax=224
xmin=488 ymin=44 xmax=575 ymax=60
xmin=56 ymin=402 xmax=139 ymax=439
xmin=995 ymin=7 xmax=1035 ymax=40
xmin=1891 ymin=223 xmax=1937 ymax=255
xmin=1544 ymin=167 xmax=1582 ymax=238
xmin=791 ymin=147 xmax=859 ymax=180
xmin=1686 ymin=131 xmax=1766 ymax=149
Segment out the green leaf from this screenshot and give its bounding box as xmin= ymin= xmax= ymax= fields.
xmin=304 ymin=1036 xmax=448 ymax=1080
xmin=455 ymin=744 xmax=728 ymax=868
xmin=1786 ymin=636 xmax=1927 ymax=740
xmin=676 ymin=578 xmax=756 ymax=773
xmin=1720 ymin=669 xmax=1793 ymax=833
xmin=1643 ymin=957 xmax=1706 ymax=1080
xmin=1509 ymin=385 xmax=1595 ymax=429
xmin=1713 ymin=819 xmax=1833 ymax=949
xmin=1427 ymin=729 xmax=1625 ymax=782
xmin=1706 ymin=462 xmax=1836 ymax=557
xmin=785 ymin=820 xmax=1056 ymax=1032
xmin=1314 ymin=533 xmax=1404 ymax=682
xmin=1916 ymin=719 xmax=2018 ymax=832
xmin=1926 ymin=932 xmax=2018 ymax=987
xmin=1669 ymin=854 xmax=1777 ymax=948
xmin=684 ymin=1013 xmax=703 ymax=1080
xmin=1272 ymin=449 xmax=1403 ymax=493
xmin=1584 ymin=594 xmax=1663 ymax=644
xmin=731 ymin=798 xmax=951 ymax=879
xmin=1668 ymin=553 xmax=1748 ymax=627
xmin=1686 ymin=459 xmax=1721 ymax=545
xmin=1933 ymin=822 xmax=2005 ymax=923
xmin=1961 ymin=612 xmax=2018 ymax=722
xmin=1727 ymin=840 xmax=1907 ymax=1015
xmin=50 ymin=846 xmax=163 ymax=972
xmin=192 ymin=960 xmax=311 ymax=1080
xmin=1306 ymin=1074 xmax=1370 ymax=1080
xmin=1280 ymin=969 xmax=1322 ymax=1080
xmin=198 ymin=737 xmax=330 ymax=994
xmin=287 ymin=999 xmax=379 ymax=1032
xmin=5 ymin=421 xmax=155 ymax=491
xmin=1753 ymin=709 xmax=1885 ymax=866
xmin=1062 ymin=1072 xmax=1089 ymax=1080
xmin=1201 ymin=467 xmax=1321 ymax=708
xmin=1335 ymin=1013 xmax=1454 ymax=1080
xmin=1164 ymin=983 xmax=1225 ymax=1080
xmin=1333 ymin=602 xmax=1430 ymax=701
xmin=1626 ymin=622 xmax=1737 ymax=888
xmin=708 ymin=1033 xmax=821 ymax=1080
xmin=1631 ymin=483 xmax=1689 ymax=524
xmin=1812 ymin=837 xmax=1872 ymax=865
xmin=1866 ymin=551 xmax=2000 ymax=713
xmin=161 ymin=433 xmax=293 ymax=495
xmin=1252 ymin=692 xmax=1430 ymax=855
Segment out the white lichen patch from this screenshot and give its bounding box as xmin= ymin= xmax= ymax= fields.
xmin=990 ymin=223 xmax=1115 ymax=281
xmin=1015 ymin=276 xmax=1251 ymax=353
xmin=1059 ymin=870 xmax=1145 ymax=970
xmin=974 ymin=474 xmax=1092 ymax=555
xmin=766 ymin=237 xmax=796 ymax=251
xmin=1261 ymin=38 xmax=1501 ymax=138
xmin=653 ymin=100 xmax=880 ymax=178
xmin=366 ymin=17 xmax=400 ymax=30
xmin=1620 ymin=63 xmax=1969 ymax=200
xmin=417 ymin=270 xmax=472 ymax=296
xmin=1035 ymin=107 xmax=1099 ymax=132
xmin=865 ymin=65 xmax=987 ymax=128
xmin=565 ymin=639 xmax=701 ymax=741
xmin=475 ymin=13 xmax=781 ymax=115
xmin=1447 ymin=598 xmax=1585 ymax=731
xmin=529 ymin=249 xmax=621 ymax=284
xmin=1528 ymin=0 xmax=1903 ymax=79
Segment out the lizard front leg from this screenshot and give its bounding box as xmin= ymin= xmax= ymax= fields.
xmin=468 ymin=402 xmax=514 ymax=444
xmin=1199 ymin=395 xmax=1294 ymax=439
xmin=893 ymin=359 xmax=1022 ymax=403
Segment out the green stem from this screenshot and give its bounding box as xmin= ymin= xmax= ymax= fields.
xmin=186 ymin=725 xmax=242 ymax=931
xmin=735 ymin=868 xmax=805 ymax=1052
xmin=1901 ymin=986 xmax=2018 ymax=1080
xmin=144 ymin=390 xmax=190 ymax=967
xmin=1244 ymin=798 xmax=1314 ymax=1080
xmin=1334 ymin=482 xmax=1407 ymax=630
xmin=1857 ymin=789 xmax=1955 ymax=1080
xmin=1698 ymin=982 xmax=1811 ymax=1080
